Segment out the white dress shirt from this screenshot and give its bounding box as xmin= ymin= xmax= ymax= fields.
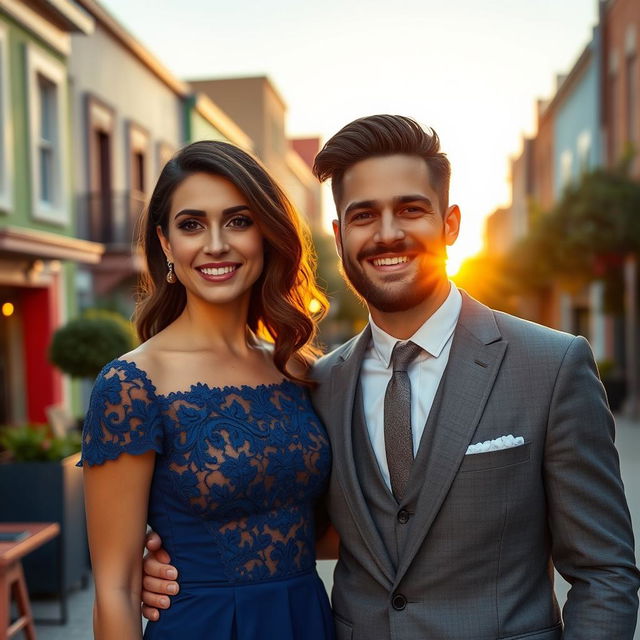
xmin=360 ymin=282 xmax=462 ymax=490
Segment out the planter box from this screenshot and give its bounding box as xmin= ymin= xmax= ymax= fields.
xmin=0 ymin=453 xmax=89 ymax=596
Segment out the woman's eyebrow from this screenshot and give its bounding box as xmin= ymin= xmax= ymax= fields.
xmin=173 ymin=205 xmax=250 ymax=220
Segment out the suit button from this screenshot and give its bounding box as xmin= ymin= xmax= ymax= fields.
xmin=397 ymin=509 xmax=410 ymax=524
xmin=392 ymin=593 xmax=407 ymax=610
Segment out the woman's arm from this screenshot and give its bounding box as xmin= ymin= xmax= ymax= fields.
xmin=84 ymin=451 xmax=156 ymax=640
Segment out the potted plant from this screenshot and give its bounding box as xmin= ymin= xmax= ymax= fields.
xmin=0 ymin=309 xmax=135 ymax=606
xmin=0 ymin=423 xmax=87 ymax=605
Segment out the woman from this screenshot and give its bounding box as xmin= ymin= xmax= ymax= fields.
xmin=80 ymin=141 xmax=334 ymax=639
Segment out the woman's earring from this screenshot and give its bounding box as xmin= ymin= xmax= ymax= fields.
xmin=166 ymin=260 xmax=176 ymax=284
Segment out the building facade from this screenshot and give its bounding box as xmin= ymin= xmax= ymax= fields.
xmin=603 ymin=0 xmax=640 ymax=176
xmin=0 ymin=0 xmax=103 ymax=425
xmin=493 ymin=1 xmax=640 ymax=410
xmin=69 ymin=0 xmax=188 ymax=313
xmin=601 ymin=0 xmax=640 ymax=412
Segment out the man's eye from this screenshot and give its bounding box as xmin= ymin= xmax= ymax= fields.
xmin=177 ymin=219 xmax=202 ymax=231
xmin=402 ymin=206 xmax=425 ymax=214
xmin=351 ymin=211 xmax=373 ymax=222
xmin=227 ymin=216 xmax=253 ymax=228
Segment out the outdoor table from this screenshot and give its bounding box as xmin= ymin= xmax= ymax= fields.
xmin=0 ymin=523 xmax=60 ymax=640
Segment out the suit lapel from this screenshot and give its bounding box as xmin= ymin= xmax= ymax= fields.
xmin=395 ymin=293 xmax=507 ymax=583
xmin=329 ymin=325 xmax=396 ymax=586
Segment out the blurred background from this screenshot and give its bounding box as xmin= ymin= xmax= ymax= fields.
xmin=0 ymin=0 xmax=638 ymax=637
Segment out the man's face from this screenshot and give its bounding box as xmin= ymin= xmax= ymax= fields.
xmin=332 ymin=154 xmax=460 ymax=313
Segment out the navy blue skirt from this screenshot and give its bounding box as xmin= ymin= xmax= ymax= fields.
xmin=143 ymin=568 xmax=335 ymax=640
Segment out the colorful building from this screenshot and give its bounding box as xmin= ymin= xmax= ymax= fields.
xmin=69 ymin=0 xmax=188 ymax=314
xmin=601 ymin=0 xmax=640 ymax=413
xmin=494 ymin=0 xmax=640 ymax=412
xmin=0 ymin=0 xmax=103 ymax=425
xmin=603 ymin=0 xmax=640 ymax=176
xmin=68 ymin=1 xmax=260 ymax=317
xmin=184 ymin=92 xmax=253 ymax=150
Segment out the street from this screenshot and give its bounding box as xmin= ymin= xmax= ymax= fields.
xmin=34 ymin=416 xmax=640 ymax=639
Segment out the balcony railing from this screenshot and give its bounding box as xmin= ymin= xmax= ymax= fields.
xmin=77 ymin=191 xmax=147 ymax=247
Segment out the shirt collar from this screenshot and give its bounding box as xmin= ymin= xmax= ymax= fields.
xmin=369 ymin=281 xmax=462 ymax=368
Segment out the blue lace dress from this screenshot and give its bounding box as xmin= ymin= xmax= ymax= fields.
xmin=80 ymin=359 xmax=334 ymax=640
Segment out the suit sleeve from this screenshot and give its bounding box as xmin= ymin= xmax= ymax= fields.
xmin=544 ymin=335 xmax=640 ymax=639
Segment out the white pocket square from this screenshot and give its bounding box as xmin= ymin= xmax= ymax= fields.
xmin=465 ymin=434 xmax=525 ymax=455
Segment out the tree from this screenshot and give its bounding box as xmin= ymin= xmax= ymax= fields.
xmin=507 ymin=164 xmax=640 ymax=302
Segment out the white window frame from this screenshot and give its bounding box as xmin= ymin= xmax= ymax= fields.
xmin=577 ymin=130 xmax=592 ymax=172
xmin=26 ymin=43 xmax=68 ymax=224
xmin=560 ymin=149 xmax=573 ymax=191
xmin=0 ymin=23 xmax=13 ymax=214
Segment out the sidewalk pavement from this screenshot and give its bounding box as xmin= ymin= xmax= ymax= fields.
xmin=33 ymin=416 xmax=640 ymax=639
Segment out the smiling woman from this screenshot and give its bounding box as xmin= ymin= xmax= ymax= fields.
xmin=78 ymin=140 xmax=335 ymax=640
xmin=157 ymin=173 xmax=265 ymax=309
xmin=136 ymin=141 xmax=327 ymax=381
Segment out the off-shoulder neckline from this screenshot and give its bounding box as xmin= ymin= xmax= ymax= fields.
xmin=105 ymin=358 xmax=297 ymax=401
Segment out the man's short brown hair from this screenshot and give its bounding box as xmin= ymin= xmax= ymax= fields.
xmin=313 ymin=114 xmax=451 ymax=215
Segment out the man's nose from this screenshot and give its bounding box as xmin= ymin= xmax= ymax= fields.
xmin=374 ymin=211 xmax=404 ymax=244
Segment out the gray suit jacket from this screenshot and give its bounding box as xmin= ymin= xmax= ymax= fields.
xmin=311 ymin=293 xmax=640 ymax=640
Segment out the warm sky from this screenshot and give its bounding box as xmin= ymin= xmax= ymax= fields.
xmin=101 ymin=0 xmax=598 ymax=273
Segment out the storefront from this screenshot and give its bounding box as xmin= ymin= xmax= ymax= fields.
xmin=0 ymin=227 xmax=103 ymax=424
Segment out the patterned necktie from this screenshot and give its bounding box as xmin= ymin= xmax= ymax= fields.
xmin=384 ymin=340 xmax=423 ymax=502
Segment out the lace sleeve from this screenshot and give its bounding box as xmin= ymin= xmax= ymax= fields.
xmin=78 ymin=359 xmax=164 ymax=467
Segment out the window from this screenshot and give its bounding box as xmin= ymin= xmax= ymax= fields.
xmin=26 ymin=44 xmax=68 ymax=224
xmin=128 ymin=122 xmax=149 ymax=196
xmin=0 ymin=24 xmax=12 ymax=213
xmin=127 ymin=122 xmax=149 ymax=234
xmin=86 ymin=95 xmax=115 ymax=243
xmin=560 ymin=150 xmax=573 ymax=191
xmin=577 ymin=131 xmax=592 ymax=172
xmin=38 ymin=74 xmax=56 ymax=204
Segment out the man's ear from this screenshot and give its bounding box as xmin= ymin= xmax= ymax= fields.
xmin=332 ymin=219 xmax=343 ymax=260
xmin=156 ymin=225 xmax=173 ymax=262
xmin=443 ymin=205 xmax=461 ymax=246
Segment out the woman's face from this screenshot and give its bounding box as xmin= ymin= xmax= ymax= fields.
xmin=158 ymin=172 xmax=264 ymax=309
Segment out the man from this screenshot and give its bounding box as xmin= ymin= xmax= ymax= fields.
xmin=141 ymin=115 xmax=640 ymax=639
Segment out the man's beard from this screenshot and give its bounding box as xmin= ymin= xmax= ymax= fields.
xmin=340 ymin=237 xmax=447 ymax=313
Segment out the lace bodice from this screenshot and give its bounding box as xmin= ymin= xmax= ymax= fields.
xmin=80 ymin=359 xmax=331 ymax=583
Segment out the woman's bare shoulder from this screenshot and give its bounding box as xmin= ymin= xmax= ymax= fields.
xmin=116 ymin=332 xmax=172 ymax=379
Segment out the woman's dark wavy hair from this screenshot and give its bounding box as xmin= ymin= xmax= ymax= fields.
xmin=313 ymin=114 xmax=451 ymax=214
xmin=134 ymin=140 xmax=328 ymax=384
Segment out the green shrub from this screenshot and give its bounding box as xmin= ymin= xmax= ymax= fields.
xmin=49 ymin=310 xmax=136 ymax=378
xmin=82 ymin=309 xmax=138 ymax=348
xmin=0 ymin=424 xmax=81 ymax=462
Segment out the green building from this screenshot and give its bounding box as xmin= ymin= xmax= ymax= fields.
xmin=0 ymin=0 xmax=102 ymax=425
